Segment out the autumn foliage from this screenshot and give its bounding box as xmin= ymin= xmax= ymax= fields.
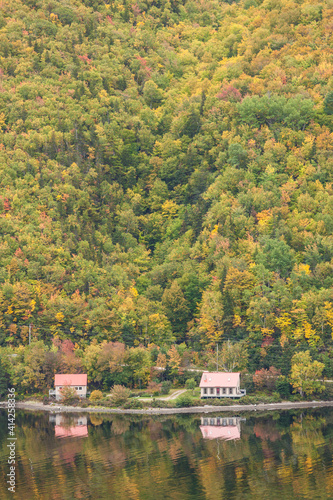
xmin=253 ymin=367 xmax=281 ymax=392
xmin=0 ymin=0 xmax=332 ymax=388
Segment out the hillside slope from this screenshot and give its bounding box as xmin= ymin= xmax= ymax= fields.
xmin=0 ymin=0 xmax=332 ymax=373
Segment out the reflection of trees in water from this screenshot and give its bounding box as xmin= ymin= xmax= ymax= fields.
xmin=147 ymin=420 xmax=163 ymax=440
xmin=291 ymin=414 xmax=327 ymax=458
xmin=254 ymin=422 xmax=281 ymax=442
xmin=111 ymin=416 xmax=131 ymax=435
xmin=198 ymin=411 xmax=333 ymax=500
xmin=1 ymin=410 xmax=333 ymax=499
xmin=56 ymin=414 xmax=83 ymax=429
xmin=90 ymin=414 xmax=104 ymax=426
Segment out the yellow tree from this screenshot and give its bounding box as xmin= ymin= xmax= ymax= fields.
xmin=156 ymin=352 xmax=167 ymax=369
xmin=275 ymin=313 xmax=293 ymax=347
xmin=167 ymin=345 xmax=181 ymax=375
xmin=83 ymin=340 xmax=103 ymax=383
xmin=198 ymin=285 xmax=224 ymax=346
xmin=290 ymin=351 xmax=325 ymax=397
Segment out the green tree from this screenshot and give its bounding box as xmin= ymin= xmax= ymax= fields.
xmin=185 ymin=377 xmax=196 ymax=394
xmin=0 ymin=356 xmax=9 ymax=397
xmin=126 ymin=347 xmax=151 ymax=387
xmin=324 ymin=91 xmax=333 ymax=115
xmin=257 ymin=239 xmax=294 ymax=278
xmin=143 ymin=80 xmax=163 ymax=108
xmin=162 ymin=282 xmax=190 ymax=339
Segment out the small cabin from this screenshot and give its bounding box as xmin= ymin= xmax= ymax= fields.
xmin=199 ymin=372 xmax=246 ymax=399
xmin=49 ymin=374 xmax=88 ymax=401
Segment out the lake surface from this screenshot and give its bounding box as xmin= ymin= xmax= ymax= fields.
xmin=1 ymin=408 xmax=333 ymax=499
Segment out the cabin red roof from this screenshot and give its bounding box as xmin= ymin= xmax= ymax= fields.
xmin=55 ymin=425 xmax=88 ymax=438
xmin=54 ymin=374 xmax=87 ymax=387
xmin=199 ymin=372 xmax=240 ymax=388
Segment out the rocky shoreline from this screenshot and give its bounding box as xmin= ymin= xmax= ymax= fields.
xmin=1 ymin=400 xmax=333 ymax=415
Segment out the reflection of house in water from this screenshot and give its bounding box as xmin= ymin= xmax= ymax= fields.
xmin=200 ymin=417 xmax=245 ymax=441
xmin=49 ymin=414 xmax=88 ymax=438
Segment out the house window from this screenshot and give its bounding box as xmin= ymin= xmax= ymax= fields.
xmin=222 ymin=388 xmax=226 ymax=394
xmin=229 ymin=419 xmax=234 ymax=426
xmin=75 ymin=387 xmax=78 ymax=390
xmin=59 ymin=386 xmax=62 ymax=389
xmin=229 ymin=388 xmax=233 ymax=395
xmin=79 ymin=387 xmax=82 ymax=391
xmin=210 ymin=388 xmax=214 ymax=395
xmin=216 ymin=418 xmax=220 ymax=426
xmin=216 ymin=388 xmax=220 ymax=395
xmin=203 ymin=388 xmax=207 ymax=394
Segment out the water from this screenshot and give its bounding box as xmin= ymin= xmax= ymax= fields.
xmin=0 ymin=408 xmax=333 ymax=499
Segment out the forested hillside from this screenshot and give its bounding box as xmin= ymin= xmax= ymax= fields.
xmin=0 ymin=0 xmax=333 ymax=381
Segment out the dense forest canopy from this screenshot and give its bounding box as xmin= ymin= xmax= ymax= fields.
xmin=0 ymin=0 xmax=333 ymax=380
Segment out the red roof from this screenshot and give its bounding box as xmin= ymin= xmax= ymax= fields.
xmin=199 ymin=372 xmax=240 ymax=388
xmin=55 ymin=425 xmax=88 ymax=438
xmin=200 ymin=425 xmax=240 ymax=441
xmin=54 ymin=374 xmax=87 ymax=387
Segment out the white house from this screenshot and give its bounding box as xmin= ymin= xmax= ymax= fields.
xmin=199 ymin=372 xmax=246 ymax=398
xmin=49 ymin=374 xmax=88 ymax=401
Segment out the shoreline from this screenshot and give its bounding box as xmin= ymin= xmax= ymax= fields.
xmin=1 ymin=400 xmax=333 ymax=415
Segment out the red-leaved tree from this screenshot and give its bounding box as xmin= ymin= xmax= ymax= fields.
xmin=253 ymin=366 xmax=281 ymax=391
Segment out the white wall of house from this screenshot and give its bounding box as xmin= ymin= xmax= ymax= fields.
xmin=201 ymin=384 xmax=241 ymax=398
xmin=55 ymin=385 xmax=87 ymax=401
